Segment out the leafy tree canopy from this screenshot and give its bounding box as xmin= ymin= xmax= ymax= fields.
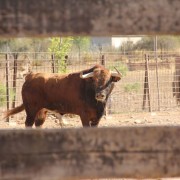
xmin=134 ymin=36 xmax=180 ymax=51
xmin=48 ymin=37 xmax=73 ymax=73
xmin=0 ymin=38 xmax=50 ymax=52
xmin=72 ymin=36 xmax=90 ymax=51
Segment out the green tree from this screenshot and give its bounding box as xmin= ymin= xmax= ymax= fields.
xmin=134 ymin=36 xmax=180 ymax=51
xmin=109 ymin=62 xmax=128 ymax=77
xmin=29 ymin=38 xmax=50 ymax=52
xmin=0 ymin=38 xmax=50 ymax=52
xmin=72 ymin=37 xmax=90 ymax=60
xmin=48 ymin=37 xmax=73 ymax=73
xmin=134 ymin=37 xmax=154 ymax=51
xmin=0 ymin=83 xmax=15 ymax=107
xmin=0 ymin=39 xmax=9 ymax=52
xmin=0 ymin=38 xmax=30 ymax=53
xmin=157 ymin=36 xmax=180 ymax=52
xmin=121 ymin=40 xmax=135 ymax=54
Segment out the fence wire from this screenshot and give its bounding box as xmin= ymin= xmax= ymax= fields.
xmin=0 ymin=51 xmax=179 ymax=121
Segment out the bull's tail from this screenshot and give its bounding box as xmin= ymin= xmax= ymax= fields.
xmin=4 ymin=104 xmax=25 ymax=119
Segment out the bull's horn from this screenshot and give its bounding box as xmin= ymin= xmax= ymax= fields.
xmin=111 ymin=71 xmax=122 ymax=78
xmin=80 ymin=72 xmax=94 ymax=79
xmin=111 ymin=71 xmax=121 ymax=77
xmin=111 ymin=67 xmax=122 ymax=77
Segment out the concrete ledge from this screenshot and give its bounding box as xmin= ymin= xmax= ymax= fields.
xmin=0 ymin=0 xmax=180 ymax=37
xmin=0 ymin=126 xmax=180 ymax=179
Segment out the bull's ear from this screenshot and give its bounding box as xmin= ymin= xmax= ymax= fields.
xmin=111 ymin=76 xmax=121 ymax=82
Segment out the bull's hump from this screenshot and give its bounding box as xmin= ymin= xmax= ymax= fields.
xmin=32 ymin=73 xmax=67 ymax=80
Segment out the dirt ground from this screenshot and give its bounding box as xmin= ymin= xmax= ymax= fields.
xmin=0 ymin=107 xmax=180 ymax=129
xmin=0 ymin=108 xmax=180 ymax=180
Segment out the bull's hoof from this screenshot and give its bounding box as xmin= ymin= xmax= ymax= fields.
xmin=55 ymin=119 xmax=69 ymax=128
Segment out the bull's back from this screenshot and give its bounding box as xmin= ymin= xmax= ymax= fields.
xmin=44 ymin=73 xmax=84 ymax=113
xmin=22 ymin=72 xmax=84 ymax=114
xmin=44 ymin=73 xmax=83 ymax=102
xmin=23 ymin=73 xmax=47 ymax=92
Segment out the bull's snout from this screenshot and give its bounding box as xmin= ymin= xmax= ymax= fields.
xmin=95 ymin=92 xmax=106 ymax=102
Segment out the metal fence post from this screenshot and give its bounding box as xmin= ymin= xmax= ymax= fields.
xmin=12 ymin=53 xmax=18 ymax=108
xmin=154 ymin=36 xmax=160 ymax=111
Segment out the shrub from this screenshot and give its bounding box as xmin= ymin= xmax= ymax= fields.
xmin=0 ymin=83 xmax=15 ymax=107
xmin=31 ymin=59 xmax=42 ymax=66
xmin=109 ymin=62 xmax=129 ymax=76
xmin=82 ymin=52 xmax=94 ymax=63
xmin=124 ymin=83 xmax=140 ymax=93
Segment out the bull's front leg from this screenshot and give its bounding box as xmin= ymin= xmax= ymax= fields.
xmin=80 ymin=113 xmax=100 ymax=127
xmin=80 ymin=106 xmax=104 ymax=127
xmin=80 ymin=113 xmax=91 ymax=127
xmin=89 ymin=118 xmax=100 ymax=127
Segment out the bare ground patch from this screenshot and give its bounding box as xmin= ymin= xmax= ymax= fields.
xmin=0 ymin=107 xmax=180 ymax=129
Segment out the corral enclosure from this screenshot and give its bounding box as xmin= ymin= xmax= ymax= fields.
xmin=0 ymin=51 xmax=179 ymax=120
xmin=1 ymin=0 xmax=180 ymax=179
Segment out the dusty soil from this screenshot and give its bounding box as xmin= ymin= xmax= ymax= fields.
xmin=1 ymin=107 xmax=180 ymax=129
xmin=0 ymin=109 xmax=180 ymax=180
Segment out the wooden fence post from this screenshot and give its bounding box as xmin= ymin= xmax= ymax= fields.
xmin=100 ymin=54 xmax=111 ymax=117
xmin=142 ymin=54 xmax=152 ymax=112
xmin=51 ymin=53 xmax=55 ymax=73
xmin=5 ymin=53 xmax=10 ymax=122
xmin=101 ymin=54 xmax=106 ymax=66
xmin=64 ymin=55 xmax=68 ymax=72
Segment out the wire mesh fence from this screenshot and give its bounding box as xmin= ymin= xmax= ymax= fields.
xmin=0 ymin=51 xmax=180 ymax=120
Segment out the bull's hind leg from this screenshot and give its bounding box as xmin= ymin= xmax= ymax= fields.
xmin=24 ymin=107 xmax=40 ymax=127
xmin=22 ymin=91 xmax=47 ymax=127
xmin=25 ymin=114 xmax=36 ymax=127
xmin=24 ymin=105 xmax=45 ymax=127
xmin=35 ymin=108 xmax=48 ymax=127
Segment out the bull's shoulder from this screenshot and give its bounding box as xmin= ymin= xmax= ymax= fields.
xmin=25 ymin=72 xmax=46 ymax=80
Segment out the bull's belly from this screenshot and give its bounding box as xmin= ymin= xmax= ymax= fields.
xmin=45 ymin=100 xmax=105 ymax=119
xmin=45 ymin=102 xmax=79 ymax=115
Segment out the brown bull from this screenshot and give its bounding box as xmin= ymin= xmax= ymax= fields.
xmin=4 ymin=64 xmax=121 ymax=127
